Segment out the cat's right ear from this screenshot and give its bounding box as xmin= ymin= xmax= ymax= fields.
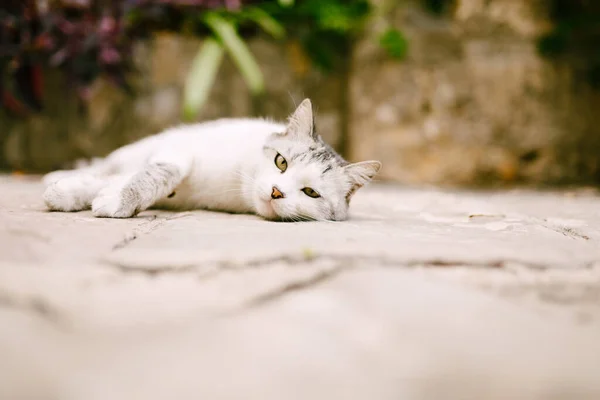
xmin=286 ymin=98 xmax=317 ymax=140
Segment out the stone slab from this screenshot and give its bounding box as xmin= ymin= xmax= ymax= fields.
xmin=1 ymin=175 xmax=600 ymax=399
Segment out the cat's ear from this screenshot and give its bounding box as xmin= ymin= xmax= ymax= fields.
xmin=344 ymin=161 xmax=382 ymax=203
xmin=286 ymin=98 xmax=316 ymax=140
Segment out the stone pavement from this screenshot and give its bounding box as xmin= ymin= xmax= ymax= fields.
xmin=1 ymin=175 xmax=600 ymax=400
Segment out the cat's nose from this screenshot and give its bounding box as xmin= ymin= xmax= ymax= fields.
xmin=271 ymin=186 xmax=285 ymax=200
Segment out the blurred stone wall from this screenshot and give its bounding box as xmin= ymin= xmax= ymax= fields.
xmin=2 ymin=0 xmax=600 ymax=186
xmin=0 ymin=34 xmax=343 ymax=172
xmin=350 ymin=0 xmax=600 ymax=185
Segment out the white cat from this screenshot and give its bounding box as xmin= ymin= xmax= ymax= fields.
xmin=42 ymin=99 xmax=381 ymax=221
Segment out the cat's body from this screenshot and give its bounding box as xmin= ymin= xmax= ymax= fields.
xmin=43 ymin=99 xmax=381 ymax=221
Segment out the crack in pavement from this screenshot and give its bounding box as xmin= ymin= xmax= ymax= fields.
xmin=521 ymin=216 xmax=594 ymax=241
xmin=542 ymin=224 xmax=591 ymax=241
xmin=242 ymin=264 xmax=350 ymax=309
xmin=107 ymin=263 xmax=200 ymax=276
xmin=112 ymin=215 xmax=166 ymax=250
xmin=103 ymin=251 xmax=592 ymax=277
xmin=111 ymin=212 xmax=197 ymax=251
xmin=0 ymin=292 xmax=64 ymax=327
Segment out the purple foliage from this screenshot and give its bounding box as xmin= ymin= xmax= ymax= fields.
xmin=0 ymin=0 xmax=251 ymax=114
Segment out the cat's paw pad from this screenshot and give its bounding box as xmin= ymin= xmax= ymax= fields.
xmin=43 ymin=177 xmax=92 ymax=212
xmin=92 ymin=189 xmax=137 ymax=218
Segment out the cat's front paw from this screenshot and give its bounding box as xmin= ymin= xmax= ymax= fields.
xmin=92 ymin=189 xmax=138 ymax=218
xmin=44 ymin=175 xmax=94 ymax=212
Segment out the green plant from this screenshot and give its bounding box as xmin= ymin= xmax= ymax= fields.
xmin=0 ymin=0 xmax=249 ymax=116
xmin=1 ymin=0 xmax=409 ymax=119
xmin=183 ymin=6 xmax=286 ymax=119
xmin=182 ymin=0 xmax=410 ymax=119
xmin=182 ymin=0 xmax=371 ymax=119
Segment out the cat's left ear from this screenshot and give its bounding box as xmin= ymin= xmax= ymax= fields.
xmin=344 ymin=161 xmax=382 ymax=203
xmin=286 ymin=98 xmax=317 ymax=140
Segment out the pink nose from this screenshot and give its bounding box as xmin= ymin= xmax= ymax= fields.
xmin=271 ymin=186 xmax=284 ymax=199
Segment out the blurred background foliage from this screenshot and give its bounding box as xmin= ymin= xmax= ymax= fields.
xmin=537 ymin=0 xmax=600 ymax=88
xmin=0 ymin=0 xmax=407 ymax=120
xmin=3 ymin=0 xmax=600 ymax=185
xmin=419 ymin=0 xmax=600 ymax=88
xmin=6 ymin=0 xmax=597 ymax=118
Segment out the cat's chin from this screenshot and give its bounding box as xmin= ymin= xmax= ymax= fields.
xmin=254 ymin=198 xmax=280 ymax=220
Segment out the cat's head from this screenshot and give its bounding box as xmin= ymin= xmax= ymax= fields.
xmin=252 ymin=98 xmax=381 ymax=221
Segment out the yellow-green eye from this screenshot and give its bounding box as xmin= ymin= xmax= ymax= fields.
xmin=301 ymin=187 xmax=320 ymax=198
xmin=274 ymin=153 xmax=287 ymax=172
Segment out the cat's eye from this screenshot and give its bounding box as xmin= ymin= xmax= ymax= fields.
xmin=301 ymin=187 xmax=320 ymax=198
xmin=274 ymin=153 xmax=287 ymax=172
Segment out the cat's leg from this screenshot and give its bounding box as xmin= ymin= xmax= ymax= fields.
xmin=42 ymin=157 xmax=114 ymax=186
xmin=91 ymin=152 xmax=192 ymax=218
xmin=44 ymin=169 xmax=88 ymax=186
xmin=43 ymin=174 xmax=108 ymax=212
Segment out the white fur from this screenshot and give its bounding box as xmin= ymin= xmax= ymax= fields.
xmin=42 ymin=174 xmax=105 ymax=212
xmin=43 ymin=99 xmax=381 ymax=221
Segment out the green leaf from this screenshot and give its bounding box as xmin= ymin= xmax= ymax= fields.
xmin=278 ymin=0 xmax=294 ymax=7
xmin=183 ymin=38 xmax=224 ymax=121
xmin=379 ymin=28 xmax=408 ymax=59
xmin=244 ymin=8 xmax=285 ymax=40
xmin=316 ymin=3 xmax=353 ymax=32
xmin=204 ymin=13 xmax=265 ymax=95
xmin=309 ymin=0 xmax=370 ymax=33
